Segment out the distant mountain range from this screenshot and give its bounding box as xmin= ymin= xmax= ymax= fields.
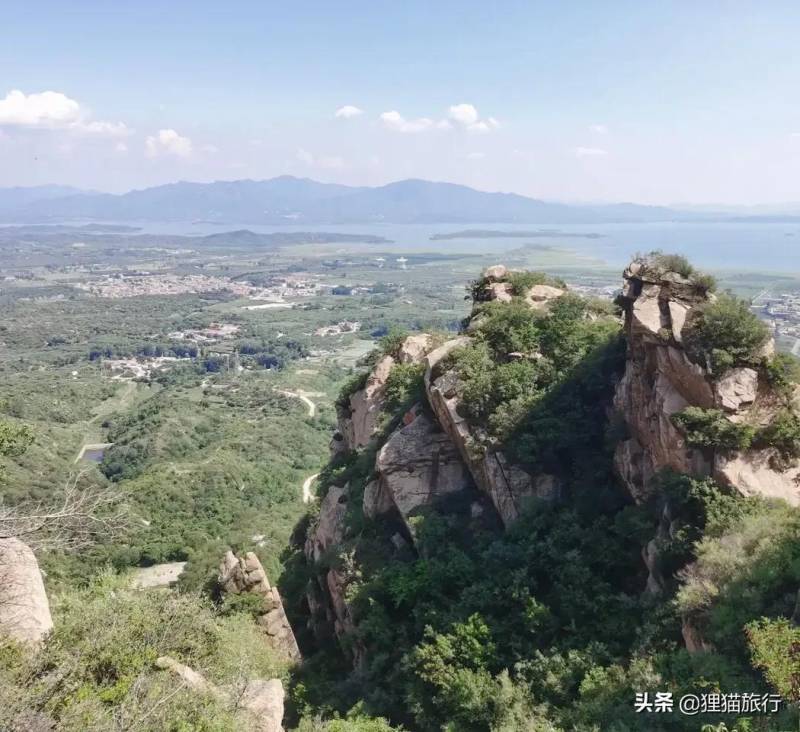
xmin=1 ymin=177 xmax=798 ymax=225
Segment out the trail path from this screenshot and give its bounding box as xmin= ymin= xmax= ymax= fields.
xmin=275 ymin=389 xmax=324 ymax=417
xmin=302 ymin=473 xmax=319 ymax=503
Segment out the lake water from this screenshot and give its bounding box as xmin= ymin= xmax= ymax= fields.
xmin=85 ymin=220 xmax=800 ymax=274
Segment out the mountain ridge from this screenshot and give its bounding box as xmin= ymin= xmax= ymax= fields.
xmin=0 ymin=177 xmax=725 ymax=225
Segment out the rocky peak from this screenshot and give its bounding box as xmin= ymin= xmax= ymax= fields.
xmin=615 ymin=256 xmax=800 ymax=505
xmin=218 ymin=550 xmax=301 ymax=661
xmin=333 ymin=334 xmax=438 ymax=453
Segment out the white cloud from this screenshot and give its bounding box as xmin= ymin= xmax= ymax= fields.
xmin=335 ymin=105 xmax=364 ymax=119
xmin=466 ymin=152 xmax=486 ymax=160
xmin=447 ymin=103 xmax=498 ymax=133
xmin=0 ymin=89 xmax=130 ymax=137
xmin=115 ymin=142 xmax=128 ymax=153
xmin=449 ymin=103 xmax=479 ymax=126
xmin=574 ymin=146 xmax=609 ymax=157
xmin=380 ymin=110 xmax=437 ymax=133
xmin=145 ymin=129 xmax=193 ymax=158
xmin=589 ymin=124 xmax=609 ymax=134
xmin=381 ymin=105 xmax=497 ymax=134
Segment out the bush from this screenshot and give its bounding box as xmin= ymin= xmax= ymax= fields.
xmin=378 ymin=327 xmax=410 ymax=359
xmin=384 ymin=363 xmax=425 ymax=411
xmin=756 ymin=409 xmax=800 ymax=460
xmin=683 ymin=295 xmax=770 ymax=373
xmin=671 ymin=407 xmax=755 ymax=451
xmin=0 ymin=571 xmax=286 ymax=731
xmin=336 ymin=371 xmax=370 ymax=410
xmin=506 ymin=271 xmax=565 ymax=296
xmin=746 ymin=618 xmax=800 ymax=702
xmin=650 ymin=251 xmax=695 ymax=278
xmin=764 ymin=353 xmax=800 ymax=398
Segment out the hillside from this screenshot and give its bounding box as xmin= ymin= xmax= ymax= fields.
xmin=2 ymin=255 xmax=800 ymax=731
xmin=2 ymin=177 xmax=695 ymax=225
xmin=286 ymin=256 xmax=800 ymax=731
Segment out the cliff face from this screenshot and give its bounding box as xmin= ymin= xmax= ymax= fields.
xmin=614 ymin=260 xmax=800 ymax=505
xmin=299 ymin=260 xmax=800 ymax=663
xmin=425 ymin=337 xmax=559 ymax=526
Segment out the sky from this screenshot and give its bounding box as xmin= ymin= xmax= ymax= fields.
xmin=3 ymin=1 xmax=800 ymax=204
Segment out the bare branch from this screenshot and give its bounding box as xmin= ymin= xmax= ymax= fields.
xmin=0 ymin=469 xmax=131 ymax=551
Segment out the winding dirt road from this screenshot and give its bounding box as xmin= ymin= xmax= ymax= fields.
xmin=275 ymin=389 xmax=324 ymax=417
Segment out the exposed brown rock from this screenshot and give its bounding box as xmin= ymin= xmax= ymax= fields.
xmin=339 ymin=355 xmax=394 ymax=450
xmin=156 ymin=656 xmax=284 ymax=732
xmin=218 ymin=551 xmax=300 ymax=662
xmin=0 ymin=538 xmax=53 ymax=645
xmin=397 ymin=334 xmax=434 ymax=364
xmin=714 ymin=367 xmax=758 ymax=412
xmin=525 ymin=284 xmax=565 ymax=310
xmin=425 ymin=338 xmax=558 ymax=525
xmin=373 ymin=410 xmax=472 ymax=537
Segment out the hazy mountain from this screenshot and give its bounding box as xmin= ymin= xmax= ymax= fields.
xmin=1 ymin=176 xmax=714 ymax=225
xmin=0 ymin=185 xmax=90 ymax=215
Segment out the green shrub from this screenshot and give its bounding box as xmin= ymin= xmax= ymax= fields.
xmin=683 ymin=295 xmax=770 ymax=373
xmin=507 ymin=270 xmax=565 ymax=296
xmin=764 ymin=353 xmax=800 ymax=398
xmin=336 ymin=371 xmax=370 ymax=410
xmin=650 ymin=251 xmax=695 ymax=278
xmin=690 ymin=271 xmax=718 ymax=294
xmin=378 ymin=327 xmax=410 ymax=359
xmin=756 ymin=409 xmax=800 ymax=460
xmin=384 ymin=363 xmax=425 ymax=411
xmin=672 ymin=407 xmax=755 ymax=451
xmin=746 ymin=618 xmax=800 ymax=702
xmin=0 ymin=571 xmax=286 ymax=731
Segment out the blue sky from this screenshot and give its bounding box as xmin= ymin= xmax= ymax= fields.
xmin=2 ymin=1 xmax=800 ymax=203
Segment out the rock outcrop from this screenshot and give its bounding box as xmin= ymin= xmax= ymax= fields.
xmin=0 ymin=538 xmax=53 ymax=645
xmin=614 ymin=259 xmax=800 ymax=506
xmin=372 ymin=409 xmax=473 ymax=537
xmin=219 ymin=551 xmax=301 ymax=662
xmin=156 ymin=655 xmax=284 ymax=732
xmin=334 ymin=335 xmax=438 ymax=453
xmin=337 ymin=355 xmax=394 ymax=451
xmin=425 ymin=338 xmax=559 ymax=526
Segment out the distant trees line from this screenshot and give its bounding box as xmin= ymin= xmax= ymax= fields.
xmin=87 ymin=337 xmax=309 ymax=372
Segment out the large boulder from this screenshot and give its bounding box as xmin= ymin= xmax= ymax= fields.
xmin=714 ymin=367 xmax=758 ymax=412
xmin=526 ymin=284 xmax=565 ymax=310
xmin=0 ymin=538 xmax=53 ymax=645
xmin=373 ymin=410 xmax=472 ymax=537
xmin=397 ymin=334 xmax=434 ymax=365
xmin=218 ymin=551 xmax=300 ymax=661
xmin=338 ymin=355 xmax=394 ymax=450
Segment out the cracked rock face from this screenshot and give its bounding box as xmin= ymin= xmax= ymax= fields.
xmin=424 ymin=338 xmax=559 ymax=526
xmin=218 ymin=550 xmax=301 ymax=661
xmin=373 ymin=410 xmax=472 ymax=536
xmin=614 ymin=261 xmax=800 ymax=507
xmin=339 ymin=355 xmax=395 ymax=451
xmin=0 ymin=538 xmax=53 ymax=645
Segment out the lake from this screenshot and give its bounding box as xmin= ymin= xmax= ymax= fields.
xmin=77 ymin=220 xmax=800 ymax=274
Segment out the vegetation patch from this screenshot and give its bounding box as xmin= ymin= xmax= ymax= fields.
xmin=683 ymin=294 xmax=770 ymax=373
xmin=672 ymin=407 xmax=756 ymax=451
